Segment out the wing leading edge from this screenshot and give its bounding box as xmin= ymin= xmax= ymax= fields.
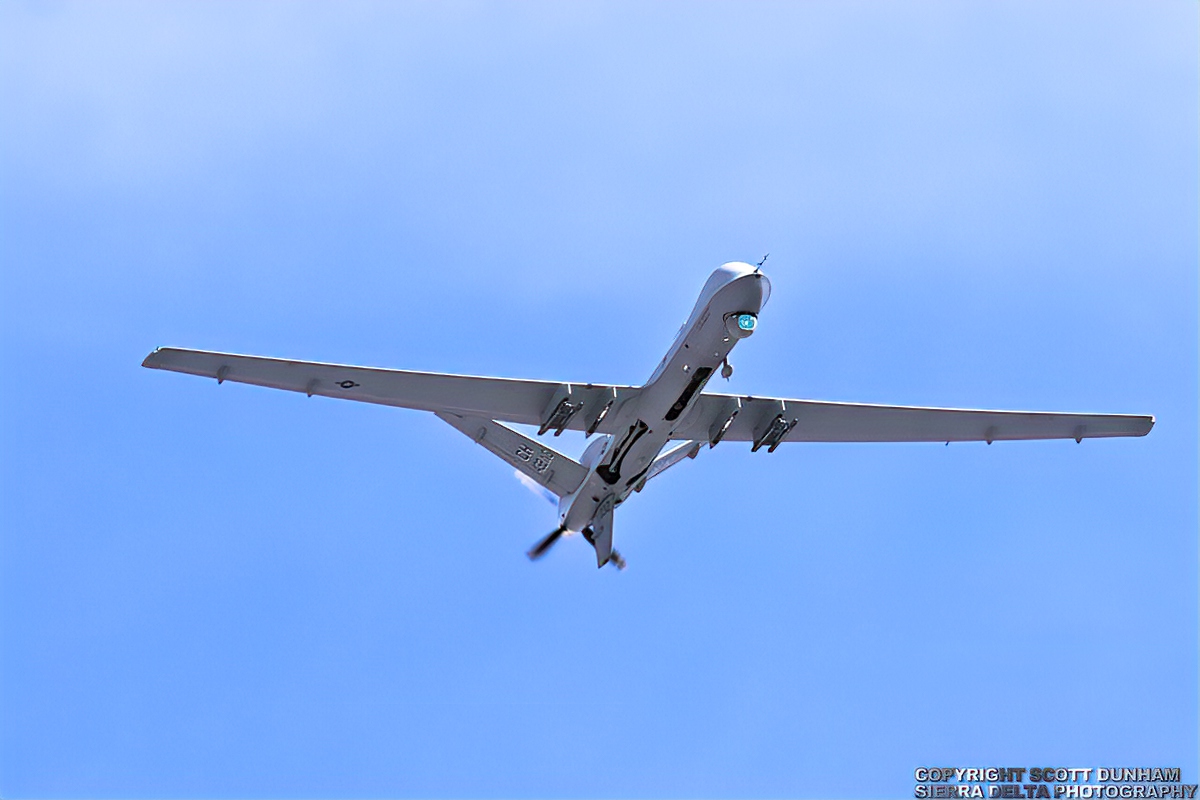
xmin=142 ymin=347 xmax=637 ymax=436
xmin=673 ymin=393 xmax=1154 ymax=446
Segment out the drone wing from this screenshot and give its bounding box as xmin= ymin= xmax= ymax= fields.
xmin=673 ymin=392 xmax=1154 ymax=447
xmin=142 ymin=347 xmax=637 ymax=436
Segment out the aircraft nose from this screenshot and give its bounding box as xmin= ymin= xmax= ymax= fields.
xmin=730 ymin=269 xmax=771 ymax=312
xmin=750 ymin=270 xmax=771 ymax=309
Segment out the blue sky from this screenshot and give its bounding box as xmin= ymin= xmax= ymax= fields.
xmin=1 ymin=2 xmax=1195 ymax=797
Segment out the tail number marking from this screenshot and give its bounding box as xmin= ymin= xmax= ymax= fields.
xmin=515 ymin=444 xmax=555 ymax=475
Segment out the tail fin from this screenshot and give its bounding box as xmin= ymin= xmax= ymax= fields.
xmin=583 ymin=495 xmax=620 ymax=569
xmin=437 ymin=412 xmax=587 ymax=497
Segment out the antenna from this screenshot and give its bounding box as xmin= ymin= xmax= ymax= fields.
xmin=755 ymin=253 xmax=769 ymax=272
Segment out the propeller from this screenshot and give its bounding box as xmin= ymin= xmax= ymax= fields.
xmin=526 ymin=523 xmax=567 ymax=561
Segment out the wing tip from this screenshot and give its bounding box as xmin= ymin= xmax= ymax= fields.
xmin=141 ymin=348 xmax=164 ymax=369
xmin=1090 ymin=414 xmax=1155 ymax=438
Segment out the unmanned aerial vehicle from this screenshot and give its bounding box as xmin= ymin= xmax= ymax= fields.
xmin=143 ymin=262 xmax=1154 ymax=569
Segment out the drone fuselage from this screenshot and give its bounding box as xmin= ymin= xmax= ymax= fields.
xmin=557 ymin=263 xmax=771 ymax=533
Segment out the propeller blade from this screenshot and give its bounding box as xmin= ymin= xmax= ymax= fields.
xmin=527 ymin=524 xmax=567 ymax=560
